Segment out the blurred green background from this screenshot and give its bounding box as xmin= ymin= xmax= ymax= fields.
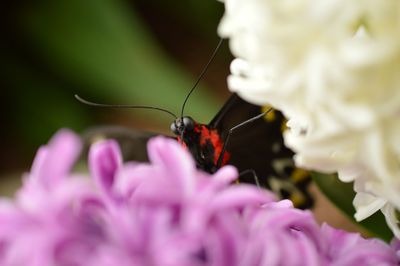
xmin=1 ymin=0 xmax=232 ymax=176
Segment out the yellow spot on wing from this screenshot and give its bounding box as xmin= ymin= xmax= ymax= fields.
xmin=280 ymin=120 xmax=288 ymax=132
xmin=290 ymin=192 xmax=306 ymax=207
xmin=262 ymin=106 xmax=276 ymax=122
xmin=290 ymin=169 xmax=310 ymax=183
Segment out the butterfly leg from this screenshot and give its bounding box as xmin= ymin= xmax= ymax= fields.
xmin=238 ymin=169 xmax=261 ymax=188
xmin=216 ymin=108 xmax=273 ymax=168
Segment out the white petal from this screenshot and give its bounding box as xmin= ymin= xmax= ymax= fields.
xmin=353 ymin=192 xmax=386 ymax=221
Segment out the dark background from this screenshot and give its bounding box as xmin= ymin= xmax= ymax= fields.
xmin=0 ymin=0 xmax=232 ymax=177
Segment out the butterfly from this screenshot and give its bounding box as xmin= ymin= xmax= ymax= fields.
xmin=171 ymin=93 xmax=313 ymax=208
xmin=77 ymin=39 xmax=314 ymax=209
xmin=79 ymin=93 xmax=314 ymax=209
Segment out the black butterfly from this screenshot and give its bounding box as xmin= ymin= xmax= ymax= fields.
xmin=79 ymin=93 xmax=313 ymax=209
xmin=77 ymin=39 xmax=314 ymax=209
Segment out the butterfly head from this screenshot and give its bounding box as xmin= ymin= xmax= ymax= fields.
xmin=171 ymin=116 xmax=195 ymax=136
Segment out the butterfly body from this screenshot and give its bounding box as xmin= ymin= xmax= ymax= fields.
xmin=173 ymin=118 xmax=230 ymax=173
xmin=169 ymin=94 xmax=313 ymax=208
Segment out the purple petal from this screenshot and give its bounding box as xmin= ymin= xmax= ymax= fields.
xmin=210 ymin=185 xmax=275 ymax=211
xmin=3 ymin=133 xmax=399 ymax=265
xmin=147 ymin=136 xmax=196 ymax=195
xmin=321 ymin=224 xmax=398 ymax=265
xmin=29 ymin=129 xmax=81 ymax=188
xmin=30 ymin=147 xmax=48 ymax=178
xmin=113 ymin=162 xmax=148 ymax=197
xmin=206 ymin=165 xmax=239 ymax=190
xmin=89 ymin=140 xmax=122 ymax=196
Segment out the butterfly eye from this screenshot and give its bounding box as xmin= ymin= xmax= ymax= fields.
xmin=170 ymin=122 xmax=179 ymax=135
xmin=183 ymin=116 xmax=195 ymax=131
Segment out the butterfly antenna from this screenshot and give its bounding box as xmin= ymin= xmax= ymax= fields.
xmin=180 ymin=38 xmax=224 ymax=118
xmin=75 ymin=94 xmax=178 ymax=119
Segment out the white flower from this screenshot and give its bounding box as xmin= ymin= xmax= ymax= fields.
xmin=218 ymin=0 xmax=400 ymax=237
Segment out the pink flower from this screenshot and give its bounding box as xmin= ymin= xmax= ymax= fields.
xmin=0 ymin=130 xmax=397 ymax=265
xmin=0 ymin=130 xmax=98 ymax=266
xmin=321 ymin=224 xmax=398 ymax=266
xmin=88 ymin=136 xmax=276 ymax=266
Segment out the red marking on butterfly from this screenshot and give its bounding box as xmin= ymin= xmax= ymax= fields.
xmin=175 ymin=121 xmax=230 ymax=173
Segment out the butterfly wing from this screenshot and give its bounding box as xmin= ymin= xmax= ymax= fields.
xmin=81 ymin=126 xmax=160 ymax=162
xmin=209 ymin=94 xmax=314 ymax=208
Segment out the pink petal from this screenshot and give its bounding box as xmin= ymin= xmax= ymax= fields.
xmin=89 ymin=140 xmax=122 ymax=197
xmin=210 ymin=185 xmax=275 ymax=211
xmin=30 ymin=129 xmax=81 ymax=188
xmin=147 ymin=137 xmax=196 ymax=195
